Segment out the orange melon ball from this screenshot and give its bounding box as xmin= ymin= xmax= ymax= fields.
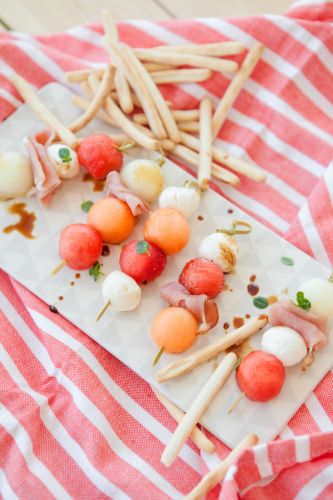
xmin=151 ymin=307 xmax=197 ymax=353
xmin=144 ymin=207 xmax=190 ymax=255
xmin=88 ymin=197 xmax=135 ymax=244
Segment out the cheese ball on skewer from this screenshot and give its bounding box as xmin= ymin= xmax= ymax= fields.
xmin=199 ymin=232 xmax=238 ymax=273
xmin=0 ymin=151 xmax=34 ymax=200
xmin=158 ymin=182 xmax=201 ymax=219
xmin=261 ymin=326 xmax=307 ymax=367
xmin=47 ymin=144 xmax=79 ymax=179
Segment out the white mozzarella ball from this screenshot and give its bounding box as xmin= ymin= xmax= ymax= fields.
xmin=299 ymin=278 xmax=333 ymax=319
xmin=102 ymin=271 xmax=141 ymax=311
xmin=198 ymin=232 xmax=238 ymax=273
xmin=0 ymin=151 xmax=34 ymax=200
xmin=261 ymin=326 xmax=307 ymax=366
xmin=158 ymin=185 xmax=200 ymax=218
xmin=121 ymin=159 xmax=164 ymax=202
xmin=47 ymin=144 xmax=79 ymax=179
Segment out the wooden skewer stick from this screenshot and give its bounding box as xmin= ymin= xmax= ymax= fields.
xmin=134 ymin=49 xmax=239 ymax=74
xmin=212 ymin=43 xmax=264 ymax=138
xmin=172 ymin=145 xmax=240 ymax=186
xmin=96 ymin=300 xmax=111 ymax=322
xmin=152 ymin=41 xmax=245 ymax=57
xmin=51 ymin=260 xmax=67 ymax=276
xmin=156 ymin=315 xmax=268 ymax=383
xmin=180 ymin=132 xmax=267 ymax=183
xmin=184 ymin=433 xmax=259 ymax=500
xmin=11 ymin=74 xmax=79 ymax=149
xmin=198 ymin=96 xmax=213 ymax=190
xmin=161 ymin=353 xmax=237 ymax=466
xmin=152 ymin=347 xmax=165 ymax=366
xmin=151 ymin=388 xmax=216 ymax=454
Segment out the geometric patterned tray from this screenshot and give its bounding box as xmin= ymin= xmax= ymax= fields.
xmin=1 ymin=83 xmax=332 ymax=448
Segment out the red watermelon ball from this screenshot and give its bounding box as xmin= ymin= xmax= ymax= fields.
xmin=179 ymin=257 xmax=224 ymax=299
xmin=119 ymin=240 xmax=167 ymax=284
xmin=59 ymin=223 xmax=103 ymax=270
xmin=77 ymin=134 xmax=123 ymax=180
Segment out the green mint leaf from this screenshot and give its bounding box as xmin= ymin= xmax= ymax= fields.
xmin=253 ymin=296 xmax=269 ymax=309
xmin=89 ymin=261 xmax=104 ymax=282
xmin=296 ymin=291 xmax=311 ymax=310
xmin=81 ymin=200 xmax=94 ymax=213
xmin=136 ymin=240 xmax=151 ymax=255
xmin=58 ymin=147 xmax=72 ymax=163
xmin=281 ymin=256 xmax=295 ymax=266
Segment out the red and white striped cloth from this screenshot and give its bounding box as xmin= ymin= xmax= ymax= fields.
xmin=1 ymin=0 xmax=333 ymax=498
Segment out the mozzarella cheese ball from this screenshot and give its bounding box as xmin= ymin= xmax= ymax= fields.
xmin=121 ymin=159 xmax=164 ymax=202
xmin=0 ymin=151 xmax=34 ymax=200
xmin=102 ymin=271 xmax=141 ymax=311
xmin=261 ymin=326 xmax=307 ymax=366
xmin=299 ymin=278 xmax=333 ymax=319
xmin=199 ymin=232 xmax=238 ymax=273
xmin=158 ymin=185 xmax=201 ymax=218
xmin=47 ymin=143 xmax=79 ymax=179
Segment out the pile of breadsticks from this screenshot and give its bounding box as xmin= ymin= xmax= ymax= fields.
xmin=65 ymin=10 xmax=266 ymax=190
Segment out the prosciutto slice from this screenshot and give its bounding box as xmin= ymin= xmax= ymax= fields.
xmin=160 ymin=282 xmax=219 ymax=334
xmin=23 ymin=129 xmax=61 ymax=208
xmin=268 ymin=300 xmax=328 ymax=351
xmin=105 ymin=171 xmax=149 ymax=216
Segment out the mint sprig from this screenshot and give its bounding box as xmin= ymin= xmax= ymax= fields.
xmin=58 ymin=147 xmax=72 ymax=163
xmin=136 ymin=241 xmax=151 ymax=256
xmin=81 ymin=200 xmax=94 ymax=213
xmin=295 ymin=291 xmax=311 ymax=310
xmin=89 ymin=261 xmax=104 ymax=282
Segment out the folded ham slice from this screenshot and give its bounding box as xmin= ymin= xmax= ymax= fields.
xmin=160 ymin=282 xmax=219 ymax=334
xmin=23 ymin=129 xmax=61 ymax=208
xmin=268 ymin=300 xmax=328 ymax=351
xmin=105 ymin=171 xmax=149 ymax=216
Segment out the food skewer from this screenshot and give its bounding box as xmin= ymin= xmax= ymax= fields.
xmin=184 ymin=433 xmax=259 ymax=500
xmin=156 ymin=315 xmax=268 ymax=383
xmin=198 ymin=96 xmax=213 ymax=190
xmin=151 ymin=387 xmax=216 ymax=454
xmin=161 ymin=352 xmax=237 ymax=466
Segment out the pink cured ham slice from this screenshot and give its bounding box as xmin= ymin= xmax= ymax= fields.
xmin=23 ymin=129 xmax=61 ymax=208
xmin=268 ymin=300 xmax=328 ymax=351
xmin=105 ymin=171 xmax=149 ymax=216
xmin=281 ymin=300 xmax=328 ymax=334
xmin=160 ymin=282 xmax=219 ymax=334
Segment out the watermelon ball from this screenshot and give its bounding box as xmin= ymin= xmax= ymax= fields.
xmin=77 ymin=134 xmax=123 ymax=180
xmin=179 ymin=257 xmax=224 ymax=299
xmin=119 ymin=240 xmax=167 ymax=284
xmin=236 ymin=351 xmax=286 ymax=402
xmin=59 ymin=223 xmax=103 ymax=270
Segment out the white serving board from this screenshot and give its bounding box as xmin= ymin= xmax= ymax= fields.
xmin=0 ymin=83 xmax=332 ymax=448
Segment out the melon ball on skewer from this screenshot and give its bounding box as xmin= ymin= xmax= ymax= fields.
xmin=144 ymin=208 xmax=190 ymax=255
xmin=151 ymin=307 xmax=198 ymax=365
xmin=121 ymin=158 xmax=164 ymax=202
xmin=179 ymin=258 xmax=225 ymax=299
xmin=96 ymin=271 xmax=141 ymax=321
xmin=0 ymin=151 xmax=34 ymax=200
xmin=298 ymin=277 xmax=333 ymax=319
xmin=261 ymin=326 xmax=307 ymax=367
xmin=88 ymin=197 xmax=135 ymax=244
xmin=52 ymin=223 xmax=103 ymax=274
xmin=119 ymin=240 xmax=167 ymax=284
xmin=77 ymin=134 xmax=124 ymax=180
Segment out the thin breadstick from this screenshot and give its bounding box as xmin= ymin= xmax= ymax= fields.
xmin=172 ymin=145 xmax=240 ymax=185
xmin=198 ymin=97 xmax=213 ymax=190
xmin=110 ymin=90 xmax=141 ymax=108
xmin=134 ymin=49 xmax=239 ymax=74
xmin=69 ymin=65 xmax=113 ymax=132
xmin=71 ymin=95 xmax=116 ymax=126
xmin=77 ymin=132 xmax=130 ymax=146
xmin=161 ymin=353 xmax=237 ymax=466
xmin=156 ymin=315 xmax=268 ymax=383
xmin=11 ymin=74 xmax=79 ymax=149
xmin=101 ymin=9 xmax=119 ymax=42
xmin=104 ymin=36 xmax=167 ymax=140
xmin=144 ymin=62 xmax=176 ymax=72
xmin=66 ymin=67 xmax=105 ymax=83
xmin=123 ymin=45 xmax=181 ymax=143
xmin=151 ymin=388 xmax=216 ymax=454
xmin=180 ymin=132 xmax=267 ymax=182
xmin=184 ymin=433 xmax=259 ymax=500
xmin=152 ymin=41 xmax=245 ymax=57
xmin=212 ymin=43 xmax=264 ymax=138
xmin=150 ymin=68 xmax=212 ymax=84
xmin=80 ymin=80 xmax=94 ymax=100
xmin=133 ymin=109 xmax=199 ymax=126
xmin=178 ymin=121 xmax=200 ymax=133
xmin=133 ymin=122 xmax=175 ymax=152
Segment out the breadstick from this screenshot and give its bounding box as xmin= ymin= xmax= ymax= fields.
xmin=69 ymin=65 xmax=113 ymax=132
xmin=133 ymin=109 xmax=199 ymax=126
xmin=178 ymin=121 xmax=200 ymax=133
xmin=198 ymin=97 xmax=213 ymax=190
xmin=77 ymin=132 xmax=130 ymax=146
xmin=161 ymin=353 xmax=237 ymax=466
xmin=101 ymin=9 xmax=119 ymax=42
xmin=156 ymin=315 xmax=268 ymax=383
xmin=150 ymin=68 xmax=212 ymax=84
xmin=11 ymin=74 xmax=79 ymax=149
xmin=184 ymin=433 xmax=259 ymax=499
xmin=66 ymin=67 xmax=105 ymax=83
xmin=110 ymin=90 xmax=141 ymax=108
xmin=133 ymin=122 xmax=175 ymax=152
xmin=134 ymin=49 xmax=239 ymax=74
xmin=104 ymin=36 xmax=167 ymax=140
xmin=151 ymin=388 xmax=216 ymax=454
xmin=172 ymin=145 xmax=240 ymax=186
xmin=80 ymin=80 xmax=94 ymax=100
xmin=152 ymin=41 xmax=245 ymax=57
xmin=123 ymin=46 xmax=181 ymax=143
xmin=212 ymin=43 xmax=264 ymax=138
xmin=71 ymin=95 xmax=116 ymax=126
xmin=144 ymin=62 xmax=175 ymax=72
xmin=180 ymin=132 xmax=267 ymax=182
